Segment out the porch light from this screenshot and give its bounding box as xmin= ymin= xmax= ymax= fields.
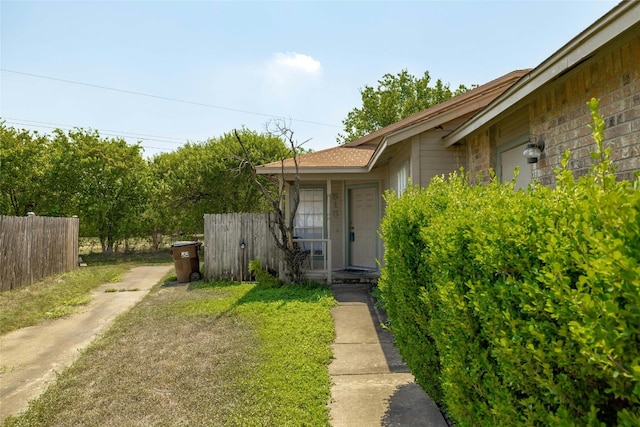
xmin=523 ymin=139 xmax=545 ymax=164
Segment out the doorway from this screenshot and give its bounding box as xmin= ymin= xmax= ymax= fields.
xmin=348 ymin=185 xmax=378 ymax=269
xmin=498 ymin=136 xmax=532 ymax=190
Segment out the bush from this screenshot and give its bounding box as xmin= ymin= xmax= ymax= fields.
xmin=249 ymin=259 xmax=282 ymax=288
xmin=379 ymin=99 xmax=640 ymax=426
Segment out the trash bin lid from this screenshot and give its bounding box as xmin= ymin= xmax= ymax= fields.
xmin=171 ymin=241 xmax=202 ymax=248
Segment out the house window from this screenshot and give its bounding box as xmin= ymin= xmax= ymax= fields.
xmin=397 ymin=161 xmax=409 ymax=196
xmin=294 ymin=188 xmax=324 ymax=243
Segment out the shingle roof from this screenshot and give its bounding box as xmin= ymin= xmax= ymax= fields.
xmin=258 ymin=69 xmax=529 ymax=173
xmin=344 ymin=69 xmax=530 ymax=148
xmin=258 ymin=141 xmax=376 ymax=170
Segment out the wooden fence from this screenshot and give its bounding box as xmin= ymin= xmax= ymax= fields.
xmin=0 ymin=215 xmax=80 ymax=291
xmin=204 ymin=213 xmax=279 ymax=282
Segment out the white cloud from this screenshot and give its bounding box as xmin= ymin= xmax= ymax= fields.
xmin=272 ymin=52 xmax=321 ymax=74
xmin=264 ymin=52 xmax=322 ymax=98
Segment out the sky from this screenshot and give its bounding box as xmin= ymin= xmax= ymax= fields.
xmin=1 ymin=0 xmax=620 ymax=158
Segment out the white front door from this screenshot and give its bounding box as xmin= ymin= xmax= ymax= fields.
xmin=500 ymin=142 xmax=532 ymax=190
xmin=349 ymin=186 xmax=377 ymax=268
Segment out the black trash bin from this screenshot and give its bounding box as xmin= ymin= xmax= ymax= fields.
xmin=170 ymin=241 xmax=202 ymax=283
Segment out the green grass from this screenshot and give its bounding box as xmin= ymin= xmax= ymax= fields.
xmin=3 ymin=281 xmax=337 ymax=426
xmin=219 ymin=283 xmax=336 ymax=425
xmin=82 ymin=249 xmax=173 ymax=266
xmin=0 ymin=266 xmax=127 ymax=335
xmin=0 ymin=249 xmax=175 ymax=336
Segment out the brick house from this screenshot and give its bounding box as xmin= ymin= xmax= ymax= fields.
xmin=256 ymin=1 xmax=639 ymax=282
xmin=444 ymin=1 xmax=639 ymax=187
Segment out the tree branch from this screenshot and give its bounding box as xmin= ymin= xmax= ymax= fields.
xmin=234 ymin=124 xmax=307 ymax=283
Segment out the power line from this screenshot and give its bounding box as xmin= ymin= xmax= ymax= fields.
xmin=4 ymin=117 xmax=188 ymax=145
xmin=1 ymin=68 xmax=341 ymax=128
xmin=3 ymin=119 xmax=183 ymax=149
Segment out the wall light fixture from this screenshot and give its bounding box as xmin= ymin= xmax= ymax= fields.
xmin=523 ymin=139 xmax=545 ymax=164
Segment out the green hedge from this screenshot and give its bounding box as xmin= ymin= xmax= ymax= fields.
xmin=378 ymin=100 xmax=640 ymax=426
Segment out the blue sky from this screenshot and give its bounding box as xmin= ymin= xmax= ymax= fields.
xmin=1 ymin=0 xmax=619 ymax=157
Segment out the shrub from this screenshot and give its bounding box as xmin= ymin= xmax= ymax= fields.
xmin=249 ymin=259 xmax=282 ymax=288
xmin=379 ymin=99 xmax=640 ymax=426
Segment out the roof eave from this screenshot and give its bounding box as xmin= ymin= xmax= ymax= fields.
xmin=367 ymin=70 xmax=527 ymax=169
xmin=367 ymin=140 xmax=389 ymax=172
xmin=383 ymin=93 xmax=499 ymax=147
xmin=256 ymin=166 xmax=370 ymax=175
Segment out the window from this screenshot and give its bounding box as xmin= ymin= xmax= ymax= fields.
xmin=397 ymin=161 xmax=409 ymax=196
xmin=294 ymin=188 xmax=324 ymax=242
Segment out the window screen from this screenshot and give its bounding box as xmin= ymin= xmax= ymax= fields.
xmin=294 ymin=188 xmax=324 ymax=240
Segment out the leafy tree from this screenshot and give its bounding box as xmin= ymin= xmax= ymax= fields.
xmin=1 ymin=123 xmax=150 ymax=252
xmin=44 ymin=129 xmax=87 ymax=217
xmin=338 ymin=69 xmax=472 ymax=144
xmin=0 ymin=123 xmax=51 ymax=215
xmin=149 ymin=128 xmax=290 ymax=236
xmin=141 ymin=157 xmax=177 ymax=249
xmin=65 ymin=129 xmax=150 ymax=253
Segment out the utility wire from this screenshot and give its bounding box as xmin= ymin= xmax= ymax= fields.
xmin=4 ymin=117 xmax=187 ymax=145
xmin=4 ymin=120 xmax=179 ymax=150
xmin=1 ymin=68 xmax=341 ymax=128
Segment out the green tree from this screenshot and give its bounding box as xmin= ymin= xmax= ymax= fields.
xmin=142 ymin=156 xmax=177 ymax=249
xmin=66 ymin=129 xmax=150 ymax=253
xmin=149 ymin=128 xmax=290 ymax=236
xmin=1 ymin=124 xmax=150 ymax=252
xmin=338 ymin=69 xmax=472 ymax=144
xmin=0 ymin=123 xmax=51 ymax=216
xmin=44 ymin=129 xmax=85 ymax=217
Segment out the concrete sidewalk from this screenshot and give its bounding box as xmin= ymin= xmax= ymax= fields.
xmin=0 ymin=264 xmax=173 ymax=422
xmin=329 ymin=283 xmax=447 ymax=427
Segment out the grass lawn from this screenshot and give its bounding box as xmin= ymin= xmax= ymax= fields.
xmin=82 ymin=249 xmax=173 ymax=266
xmin=0 ymin=265 xmax=127 ymax=335
xmin=3 ymin=279 xmax=336 ymax=426
xmin=0 ymin=251 xmax=171 ymax=336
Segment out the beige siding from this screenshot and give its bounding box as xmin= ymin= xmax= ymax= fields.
xmin=419 ymin=128 xmax=465 ymax=187
xmin=496 ymin=106 xmax=529 ymax=146
xmin=419 ymin=139 xmax=459 ymax=186
xmin=377 ymin=172 xmax=389 ymax=268
xmin=388 ymin=146 xmax=410 ymax=195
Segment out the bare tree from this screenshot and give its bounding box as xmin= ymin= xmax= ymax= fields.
xmin=234 ymin=122 xmax=309 ymax=284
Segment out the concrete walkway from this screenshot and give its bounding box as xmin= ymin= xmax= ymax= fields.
xmin=0 ymin=264 xmax=173 ymax=422
xmin=329 ymin=283 xmax=447 ymax=427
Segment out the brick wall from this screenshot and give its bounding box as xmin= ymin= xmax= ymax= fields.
xmin=465 ymin=126 xmax=495 ymax=184
xmin=531 ymin=32 xmax=640 ymax=185
xmin=459 ymin=29 xmax=639 ymax=186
